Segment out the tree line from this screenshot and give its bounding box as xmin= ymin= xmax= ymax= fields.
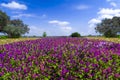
xmin=0 ymin=10 xmax=29 ymax=38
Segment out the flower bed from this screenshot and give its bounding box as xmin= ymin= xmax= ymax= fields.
xmin=0 ymin=37 xmax=120 ymax=79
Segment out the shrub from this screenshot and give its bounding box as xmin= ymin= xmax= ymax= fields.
xmin=87 ymin=34 xmax=92 ymax=37
xmin=117 ymin=35 xmax=120 ymax=38
xmin=70 ymin=32 xmax=81 ymax=37
xmin=0 ymin=36 xmax=8 ymax=39
xmin=43 ymin=32 xmax=47 ymax=37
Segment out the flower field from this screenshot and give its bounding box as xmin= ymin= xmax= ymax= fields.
xmin=0 ymin=37 xmax=120 ymax=79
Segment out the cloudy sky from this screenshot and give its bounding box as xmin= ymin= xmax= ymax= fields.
xmin=0 ymin=0 xmax=120 ymax=36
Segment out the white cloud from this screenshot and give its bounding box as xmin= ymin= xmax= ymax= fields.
xmin=106 ymin=0 xmax=119 ymax=7
xmin=12 ymin=14 xmax=34 ymax=18
xmin=12 ymin=13 xmax=47 ymax=19
xmin=97 ymin=8 xmax=120 ymax=19
xmin=98 ymin=14 xmax=113 ymax=19
xmin=110 ymin=2 xmax=117 ymax=7
xmin=76 ymin=5 xmax=89 ymax=10
xmin=49 ymin=20 xmax=72 ymax=33
xmin=1 ymin=1 xmax=27 ymax=10
xmin=61 ymin=26 xmax=72 ymax=32
xmin=49 ymin=20 xmax=70 ymax=26
xmin=88 ymin=19 xmax=101 ymax=28
xmin=88 ymin=19 xmax=101 ymax=24
xmin=98 ymin=8 xmax=120 ymax=15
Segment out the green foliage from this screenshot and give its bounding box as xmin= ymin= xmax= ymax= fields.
xmin=70 ymin=32 xmax=81 ymax=37
xmin=10 ymin=58 xmax=16 ymax=67
xmin=0 ymin=36 xmax=8 ymax=39
xmin=33 ymin=35 xmax=36 ymax=37
xmin=0 ymin=72 xmax=12 ymax=80
xmin=104 ymin=29 xmax=117 ymax=37
xmin=117 ymin=35 xmax=120 ymax=38
xmin=87 ymin=34 xmax=92 ymax=37
xmin=0 ymin=10 xmax=10 ymax=31
xmin=43 ymin=32 xmax=47 ymax=37
xmin=95 ymin=16 xmax=120 ymax=37
xmin=3 ymin=19 xmax=29 ymax=38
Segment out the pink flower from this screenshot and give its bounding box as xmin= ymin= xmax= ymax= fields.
xmin=32 ymin=73 xmax=38 ymax=78
xmin=106 ymin=67 xmax=111 ymax=72
xmin=40 ymin=63 xmax=45 ymax=71
xmin=102 ymin=69 xmax=107 ymax=74
xmin=114 ymin=73 xmax=120 ymax=78
xmin=61 ymin=77 xmax=64 ymax=80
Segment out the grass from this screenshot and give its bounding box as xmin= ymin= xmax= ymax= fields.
xmin=85 ymin=36 xmax=120 ymax=43
xmin=0 ymin=36 xmax=120 ymax=45
xmin=0 ymin=38 xmax=38 ymax=45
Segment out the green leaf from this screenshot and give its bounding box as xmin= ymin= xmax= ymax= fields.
xmin=2 ymin=72 xmax=12 ymax=79
xmin=10 ymin=58 xmax=16 ymax=67
xmin=44 ymin=77 xmax=49 ymax=80
xmin=34 ymin=67 xmax=39 ymax=73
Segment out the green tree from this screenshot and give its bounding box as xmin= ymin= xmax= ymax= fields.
xmin=70 ymin=32 xmax=81 ymax=37
xmin=95 ymin=16 xmax=120 ymax=37
xmin=0 ymin=10 xmax=10 ymax=31
xmin=3 ymin=19 xmax=30 ymax=38
xmin=43 ymin=32 xmax=47 ymax=37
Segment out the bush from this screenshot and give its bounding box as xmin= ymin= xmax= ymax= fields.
xmin=43 ymin=32 xmax=47 ymax=37
xmin=117 ymin=35 xmax=120 ymax=38
xmin=87 ymin=34 xmax=92 ymax=37
xmin=0 ymin=36 xmax=8 ymax=39
xmin=70 ymin=32 xmax=81 ymax=37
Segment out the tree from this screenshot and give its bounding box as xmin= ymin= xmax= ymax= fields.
xmin=95 ymin=16 xmax=120 ymax=37
xmin=3 ymin=19 xmax=30 ymax=38
xmin=0 ymin=10 xmax=10 ymax=31
xmin=43 ymin=32 xmax=47 ymax=37
xmin=70 ymin=32 xmax=81 ymax=37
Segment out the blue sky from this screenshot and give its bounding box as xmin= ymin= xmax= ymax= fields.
xmin=0 ymin=0 xmax=120 ymax=36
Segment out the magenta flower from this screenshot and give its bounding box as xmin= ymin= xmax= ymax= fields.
xmin=114 ymin=73 xmax=120 ymax=78
xmin=102 ymin=69 xmax=107 ymax=74
xmin=24 ymin=68 xmax=27 ymax=73
xmin=106 ymin=67 xmax=111 ymax=72
xmin=32 ymin=73 xmax=38 ymax=78
xmin=40 ymin=63 xmax=45 ymax=71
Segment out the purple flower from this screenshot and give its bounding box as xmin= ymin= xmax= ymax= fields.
xmin=0 ymin=63 xmax=2 ymax=67
xmin=106 ymin=67 xmax=111 ymax=72
xmin=0 ymin=37 xmax=120 ymax=79
xmin=24 ymin=68 xmax=27 ymax=73
xmin=61 ymin=68 xmax=69 ymax=76
xmin=84 ymin=68 xmax=89 ymax=73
